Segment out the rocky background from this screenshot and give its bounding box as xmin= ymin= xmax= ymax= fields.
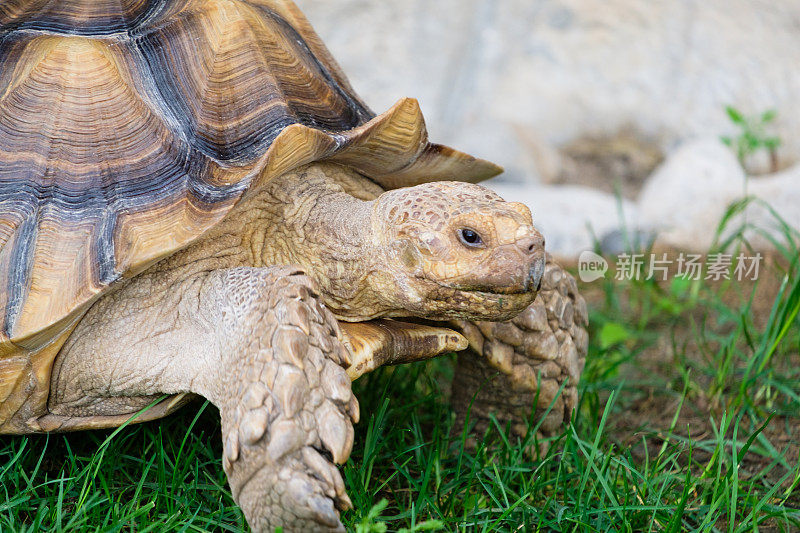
xmin=297 ymin=0 xmax=800 ymax=258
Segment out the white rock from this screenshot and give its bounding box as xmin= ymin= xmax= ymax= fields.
xmin=297 ymin=0 xmax=800 ymax=181
xmin=747 ymin=165 xmax=800 ymax=247
xmin=487 ymin=138 xmax=800 ymax=258
xmin=637 ymin=139 xmax=800 ymax=251
xmin=637 ymin=139 xmax=745 ymax=250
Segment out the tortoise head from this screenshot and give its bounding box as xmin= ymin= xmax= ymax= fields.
xmin=372 ymin=182 xmax=545 ymax=321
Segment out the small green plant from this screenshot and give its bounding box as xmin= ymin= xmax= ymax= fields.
xmin=354 ymin=499 xmax=443 ymax=533
xmin=721 ymin=106 xmax=781 ymax=173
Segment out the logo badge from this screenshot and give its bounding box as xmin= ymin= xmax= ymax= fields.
xmin=578 ymin=251 xmax=608 ymax=282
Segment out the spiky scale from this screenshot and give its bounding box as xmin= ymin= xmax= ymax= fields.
xmin=240 ymin=408 xmax=269 ymax=445
xmin=266 ymin=419 xmax=304 ymax=462
xmin=317 ymin=401 xmax=352 ymax=464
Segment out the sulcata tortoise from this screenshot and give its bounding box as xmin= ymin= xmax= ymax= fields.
xmin=0 ymin=0 xmax=588 ymax=530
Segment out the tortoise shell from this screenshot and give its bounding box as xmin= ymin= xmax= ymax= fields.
xmin=0 ymin=0 xmax=501 ymax=433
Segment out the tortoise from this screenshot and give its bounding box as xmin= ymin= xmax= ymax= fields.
xmin=0 ymin=0 xmax=588 ymax=530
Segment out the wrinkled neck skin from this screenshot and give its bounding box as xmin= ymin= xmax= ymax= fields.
xmin=148 ymin=163 xmax=409 ymax=322
xmin=261 ymin=176 xmax=386 ymax=320
xmin=256 ymin=169 xmax=396 ymax=320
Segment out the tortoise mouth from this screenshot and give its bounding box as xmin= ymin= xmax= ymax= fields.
xmin=429 ymin=278 xmax=533 ymax=297
xmin=411 ymin=277 xmax=537 ymax=322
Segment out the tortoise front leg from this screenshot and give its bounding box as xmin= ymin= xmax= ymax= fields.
xmin=216 ymin=268 xmax=357 ymax=532
xmin=450 ymin=259 xmax=588 ymax=449
xmin=49 ymin=266 xmax=357 ymax=532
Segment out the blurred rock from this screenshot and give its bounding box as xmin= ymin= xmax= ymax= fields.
xmin=297 ymin=0 xmax=800 ymax=182
xmin=489 ymin=139 xmax=800 ymax=257
xmin=742 ymin=165 xmax=800 ymax=247
xmin=637 ymin=139 xmax=745 ymax=251
xmin=550 ymin=131 xmax=665 ymax=199
xmin=638 ymin=138 xmax=799 ymax=252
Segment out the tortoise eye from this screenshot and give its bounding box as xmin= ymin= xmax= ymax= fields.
xmin=458 ymin=228 xmax=483 ymax=247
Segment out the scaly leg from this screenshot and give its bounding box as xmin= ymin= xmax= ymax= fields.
xmin=450 ymin=259 xmax=588 ymax=449
xmin=49 ymin=266 xmax=358 ymax=532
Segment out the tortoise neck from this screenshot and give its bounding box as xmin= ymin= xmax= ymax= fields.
xmin=258 ymin=167 xmax=389 ymax=319
xmin=145 ymin=164 xmax=397 ymax=321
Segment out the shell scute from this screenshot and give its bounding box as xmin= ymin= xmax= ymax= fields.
xmin=133 ymin=0 xmax=369 ymax=163
xmin=0 ymin=0 xmax=172 ymax=36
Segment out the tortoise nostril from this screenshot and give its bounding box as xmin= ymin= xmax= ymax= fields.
xmin=516 ymin=232 xmax=544 ymax=256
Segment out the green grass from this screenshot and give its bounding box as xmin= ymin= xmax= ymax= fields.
xmin=2 ymin=220 xmax=800 ymax=531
